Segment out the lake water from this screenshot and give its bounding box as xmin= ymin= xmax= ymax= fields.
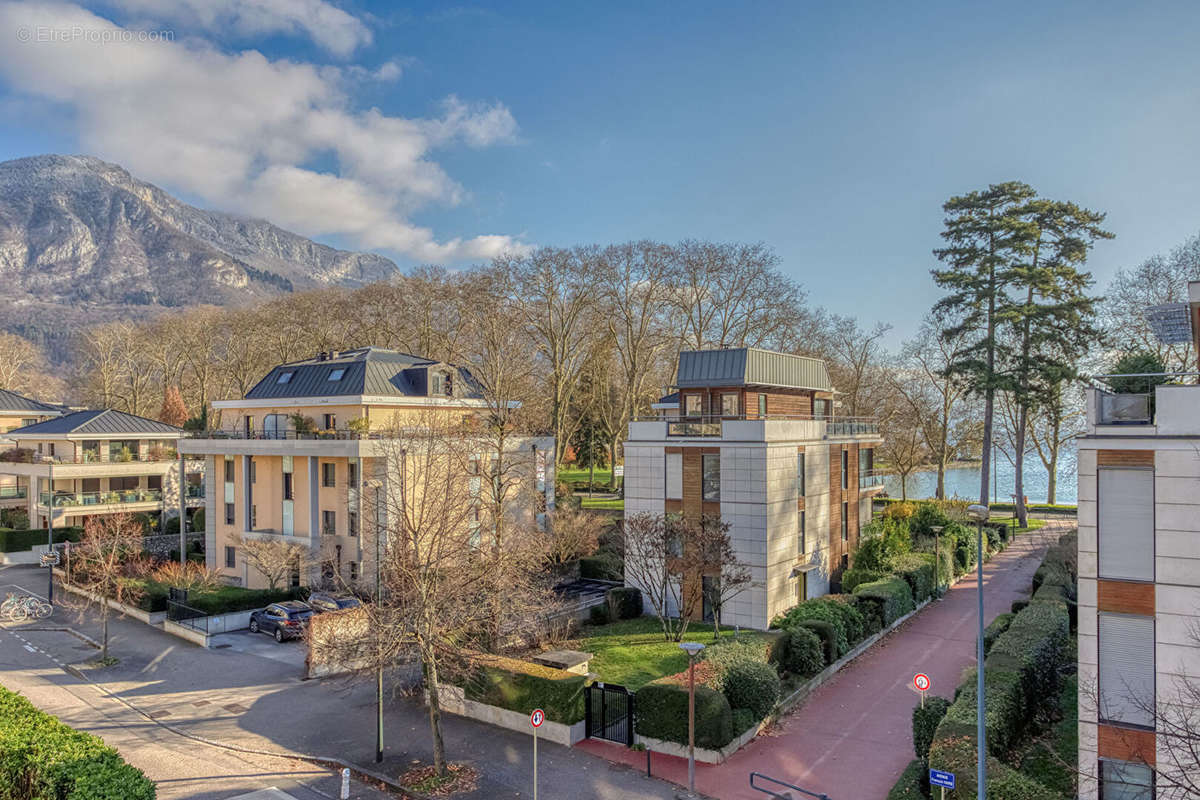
xmin=880 ymin=446 xmax=1079 ymax=504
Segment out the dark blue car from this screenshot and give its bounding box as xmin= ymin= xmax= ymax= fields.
xmin=248 ymin=601 xmax=313 ymax=642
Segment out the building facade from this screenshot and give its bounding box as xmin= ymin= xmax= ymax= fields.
xmin=0 ymin=409 xmax=201 ymax=530
xmin=0 ymin=389 xmax=64 ymax=511
xmin=1077 ymin=287 xmax=1200 ymax=799
xmin=178 ymin=347 xmax=554 ymax=590
xmin=623 ymin=348 xmax=884 ymax=630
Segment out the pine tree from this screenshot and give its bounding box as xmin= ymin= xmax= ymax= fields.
xmin=158 ymin=385 xmax=188 ymax=427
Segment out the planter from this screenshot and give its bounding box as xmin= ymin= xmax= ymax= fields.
xmin=436 ymin=684 xmax=586 ymax=747
xmin=54 ymin=578 xmax=167 ymax=626
xmin=636 ymin=720 xmax=765 ymax=765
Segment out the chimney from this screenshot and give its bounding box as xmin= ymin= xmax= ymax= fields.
xmin=330 ymin=350 xmax=339 ymax=360
xmin=317 ymin=352 xmax=327 ymax=361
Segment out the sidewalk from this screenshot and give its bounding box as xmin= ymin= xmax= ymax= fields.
xmin=0 ymin=564 xmax=683 ymax=800
xmin=577 ymin=522 xmax=1072 ymax=799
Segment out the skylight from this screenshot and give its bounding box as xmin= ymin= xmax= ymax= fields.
xmin=277 ymin=371 xmax=294 ymax=384
xmin=328 ymin=368 xmax=346 ymax=381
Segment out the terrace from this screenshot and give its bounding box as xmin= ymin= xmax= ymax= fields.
xmin=1087 ymin=375 xmax=1200 ymax=435
xmin=630 ymin=413 xmax=880 ymax=441
xmin=39 ymin=489 xmax=164 ymax=508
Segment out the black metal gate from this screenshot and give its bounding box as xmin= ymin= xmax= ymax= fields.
xmin=585 ymin=682 xmax=634 ymax=745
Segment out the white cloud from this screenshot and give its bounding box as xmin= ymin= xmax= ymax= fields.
xmin=0 ymin=0 xmax=529 ymax=263
xmin=106 ymin=0 xmax=372 ymax=57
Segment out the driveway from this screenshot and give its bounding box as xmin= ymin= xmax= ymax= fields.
xmin=577 ymin=522 xmax=1071 ymax=799
xmin=211 ymin=629 xmax=309 ymax=670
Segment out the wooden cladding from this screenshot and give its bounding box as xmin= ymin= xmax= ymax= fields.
xmin=1098 ymin=724 xmax=1156 ymax=766
xmin=1098 ymin=580 xmax=1156 ymax=616
xmin=677 ymin=387 xmax=817 ymax=419
xmin=1098 ymin=450 xmax=1155 ymax=467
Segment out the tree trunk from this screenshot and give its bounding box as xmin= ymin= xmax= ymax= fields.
xmin=1046 ymin=412 xmax=1061 ymax=505
xmin=935 ymin=464 xmax=945 ymax=501
xmin=609 ymin=437 xmax=618 ymax=492
xmin=980 ymin=388 xmax=993 ymax=506
xmin=101 ymin=605 xmax=109 ymax=661
xmin=424 ymin=649 xmax=448 ymax=777
xmin=1014 ymin=402 xmax=1028 ymax=528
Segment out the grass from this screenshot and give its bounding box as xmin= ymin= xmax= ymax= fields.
xmin=572 ymin=615 xmax=776 ymax=690
xmin=558 ymin=465 xmax=615 ymax=485
xmin=580 ymin=497 xmax=624 ymax=511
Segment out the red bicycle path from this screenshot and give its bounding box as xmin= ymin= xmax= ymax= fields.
xmin=576 ymin=522 xmax=1071 ymax=799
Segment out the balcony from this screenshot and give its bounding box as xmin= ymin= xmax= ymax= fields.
xmin=1088 ymin=380 xmax=1200 ymax=435
xmin=185 ymin=485 xmax=205 ymax=499
xmin=1096 ymin=392 xmax=1152 ymax=425
xmin=39 ymin=489 xmax=163 ymax=508
xmin=0 ymin=449 xmax=178 ymax=465
xmin=189 ymin=427 xmax=379 ymax=441
xmin=858 ymin=469 xmax=886 ymax=489
xmin=0 ymin=486 xmax=27 ymax=500
xmin=645 ymin=414 xmax=880 ymax=440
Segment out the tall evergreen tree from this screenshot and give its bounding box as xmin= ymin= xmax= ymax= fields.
xmin=931 ymin=182 xmax=1036 ymax=505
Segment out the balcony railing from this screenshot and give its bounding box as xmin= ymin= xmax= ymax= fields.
xmin=652 ymin=414 xmax=880 ymax=438
xmin=39 ymin=489 xmax=164 ymax=508
xmin=185 ymin=485 xmax=205 ymax=499
xmin=859 ymin=469 xmax=886 ymax=489
xmin=0 ymin=486 xmax=26 ymax=499
xmin=0 ymin=449 xmax=178 ymax=465
xmin=1096 ymin=392 xmax=1152 ymax=425
xmin=189 ymin=427 xmax=378 ymax=441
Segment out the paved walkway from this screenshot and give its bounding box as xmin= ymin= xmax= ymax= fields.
xmin=577 ymin=522 xmax=1072 ymax=799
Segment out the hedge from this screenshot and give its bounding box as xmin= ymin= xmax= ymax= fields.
xmin=927 ymin=732 xmax=1060 ymax=799
xmin=841 ymin=567 xmax=887 ymax=593
xmin=771 ymin=598 xmax=857 ymax=656
xmin=795 ymin=620 xmax=836 ymax=665
xmin=893 ymin=552 xmax=935 ymax=604
xmin=721 ymin=660 xmax=780 ymax=721
xmin=887 ymin=759 xmax=928 ymax=800
xmin=0 ymin=526 xmax=84 ymax=552
xmin=463 ymin=654 xmax=588 ymax=724
xmin=579 ymin=552 xmax=622 ymax=580
xmin=701 ymin=638 xmax=771 ymax=693
xmin=768 ymin=626 xmax=825 ymax=678
xmin=936 ymin=666 xmax=1026 ymax=758
xmin=0 ymin=684 xmax=155 ymax=799
xmin=912 ymin=695 xmax=950 ymax=761
xmin=823 ymin=595 xmax=866 ymax=645
xmin=634 ymin=681 xmax=733 ymax=749
xmin=982 ymin=613 xmax=1014 ymax=655
xmin=605 ymin=586 xmax=642 ymax=620
xmin=852 ymin=577 xmax=915 ymax=628
xmin=986 ymin=600 xmax=1069 ymax=712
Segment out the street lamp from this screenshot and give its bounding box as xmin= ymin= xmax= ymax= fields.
xmin=679 ymin=641 xmax=706 ymax=795
xmin=930 ymin=525 xmax=944 ymax=598
xmin=966 ymin=503 xmax=989 ymax=799
xmin=364 ymin=477 xmax=385 ymax=764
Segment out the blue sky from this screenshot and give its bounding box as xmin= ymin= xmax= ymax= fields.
xmin=1 ymin=0 xmax=1198 ymax=338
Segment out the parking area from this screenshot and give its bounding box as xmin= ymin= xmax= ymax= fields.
xmin=210 ymin=629 xmax=309 ymax=671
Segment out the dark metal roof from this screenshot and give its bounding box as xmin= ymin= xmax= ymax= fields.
xmin=0 ymin=389 xmax=62 ymax=415
xmin=655 ymin=392 xmax=680 ymax=405
xmin=7 ymin=409 xmax=183 ymax=437
xmin=244 ymin=347 xmax=483 ymax=401
xmin=675 ymin=347 xmax=831 ymax=391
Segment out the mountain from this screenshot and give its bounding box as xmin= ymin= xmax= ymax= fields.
xmin=0 ymin=155 xmax=401 ymax=354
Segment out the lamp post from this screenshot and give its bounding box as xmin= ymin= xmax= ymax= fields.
xmin=967 ymin=504 xmax=989 ymax=799
xmin=46 ymin=462 xmax=54 ymax=605
xmin=931 ymin=525 xmax=944 ymax=598
xmin=364 ymin=477 xmax=384 ymax=764
xmin=679 ymin=641 xmax=705 ymax=795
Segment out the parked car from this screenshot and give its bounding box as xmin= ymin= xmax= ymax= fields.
xmin=248 ymin=601 xmax=313 ymax=642
xmin=307 ymin=593 xmax=362 ymax=613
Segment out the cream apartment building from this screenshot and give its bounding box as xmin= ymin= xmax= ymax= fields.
xmin=1 ymin=409 xmax=202 ymax=530
xmin=0 ymin=389 xmax=63 ymax=511
xmin=623 ymin=347 xmax=884 ymax=630
xmin=1077 ymin=282 xmax=1200 ymax=799
xmin=178 ymin=347 xmax=555 ymax=590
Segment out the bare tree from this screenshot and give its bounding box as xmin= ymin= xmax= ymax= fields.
xmin=1027 ymin=383 xmax=1084 ymax=505
xmin=877 ymin=395 xmax=929 ymax=501
xmin=541 ymin=505 xmax=603 ymax=566
xmin=69 ymin=513 xmax=145 ymax=661
xmin=0 ymin=332 xmax=49 ymax=394
xmin=694 ymin=515 xmax=751 ymax=640
xmin=230 ymin=533 xmax=311 ymax=591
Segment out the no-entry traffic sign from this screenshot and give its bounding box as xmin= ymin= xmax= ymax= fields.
xmin=530 ymin=708 xmax=544 ymax=728
xmin=913 ymin=673 xmax=930 ymax=692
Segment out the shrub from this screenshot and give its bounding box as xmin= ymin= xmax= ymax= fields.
xmin=0 ymin=526 xmax=85 ymax=552
xmin=893 ymin=552 xmax=935 ymax=604
xmin=983 ymin=613 xmax=1014 ymax=655
xmin=852 ymin=577 xmax=915 ymax=627
xmin=579 ymin=552 xmax=622 ymax=580
xmin=771 ymin=598 xmax=856 ymax=656
xmin=463 ymin=654 xmax=588 ymax=724
xmin=796 ymin=619 xmax=837 ymax=664
xmin=193 ymin=508 xmax=205 ymax=531
xmin=928 ymin=730 xmax=1060 ymax=800
xmin=732 ymin=707 xmax=757 ymax=735
xmin=702 ymin=638 xmax=771 ymax=692
xmin=954 ymin=541 xmax=975 ymax=574
xmin=882 ymin=501 xmax=916 ymax=521
xmin=842 ymin=567 xmax=887 ymax=593
xmin=0 ymin=684 xmax=155 ymax=799
xmin=824 ymin=594 xmax=867 ymax=645
xmin=938 ymin=666 xmax=1026 ymax=756
xmin=588 ymin=604 xmax=610 ymax=625
xmin=634 ymin=681 xmax=733 ymax=749
xmin=605 ymin=586 xmax=642 ymax=620
xmin=909 ymin=501 xmax=953 ymax=536
xmin=1011 ymin=599 xmax=1029 ymax=615
xmin=912 ymin=695 xmax=950 ymax=761
xmin=987 ymin=600 xmax=1070 ymax=711
xmin=721 ymin=660 xmax=780 ymax=721
xmin=770 ymin=626 xmax=825 ymax=678
xmin=888 ymin=759 xmax=928 ymax=800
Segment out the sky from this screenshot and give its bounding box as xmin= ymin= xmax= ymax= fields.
xmin=1 ymin=0 xmax=1199 ymax=338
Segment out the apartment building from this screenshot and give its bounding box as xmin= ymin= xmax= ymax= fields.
xmin=623 ymin=347 xmax=884 ymax=630
xmin=1077 ymin=284 xmax=1200 ymax=799
xmin=0 ymin=409 xmax=202 ymax=530
xmin=0 ymin=389 xmax=64 ymax=510
xmin=178 ymin=347 xmax=555 ymax=590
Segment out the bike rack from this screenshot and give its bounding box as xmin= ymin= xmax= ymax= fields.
xmin=749 ymin=771 xmax=832 ymax=800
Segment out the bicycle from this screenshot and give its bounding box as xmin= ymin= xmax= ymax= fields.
xmin=1 ymin=594 xmax=51 ymax=621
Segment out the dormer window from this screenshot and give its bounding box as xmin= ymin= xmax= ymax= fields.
xmin=431 ymin=370 xmax=453 ymax=397
xmin=277 ymin=371 xmax=294 ymax=385
xmin=328 ymin=368 xmax=346 ymax=382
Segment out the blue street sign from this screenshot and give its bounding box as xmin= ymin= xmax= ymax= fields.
xmin=929 ymin=769 xmax=956 ymax=789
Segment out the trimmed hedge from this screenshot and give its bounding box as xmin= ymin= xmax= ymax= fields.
xmin=887 ymin=759 xmax=928 ymax=800
xmin=721 ymin=660 xmax=780 ymax=721
xmin=927 ymin=732 xmax=1060 ymax=800
xmin=936 ymin=666 xmax=1026 ymax=758
xmin=634 ymin=681 xmax=733 ymax=749
xmin=580 ymin=552 xmax=622 ymax=580
xmin=463 ymin=655 xmax=588 ymax=724
xmin=912 ymin=695 xmax=950 ymax=761
xmin=841 ymin=567 xmax=887 ymax=593
xmin=605 ymin=586 xmax=642 ymax=620
xmin=769 ymin=626 xmax=825 ymax=678
xmin=0 ymin=526 xmax=84 ymax=552
xmin=702 ymin=638 xmax=771 ymax=692
xmin=0 ymin=684 xmax=155 ymax=799
xmin=987 ymin=600 xmax=1070 ymax=712
xmin=893 ymin=552 xmax=935 ymax=604
xmin=824 ymin=595 xmax=867 ymax=645
xmin=796 ymin=619 xmax=837 ymax=665
xmin=771 ymin=598 xmax=859 ymax=656
xmin=982 ymin=612 xmax=1014 ymax=655
xmin=852 ymin=577 xmax=915 ymax=628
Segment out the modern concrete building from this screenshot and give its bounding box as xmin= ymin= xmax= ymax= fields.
xmin=0 ymin=409 xmax=202 ymax=530
xmin=623 ymin=347 xmax=884 ymax=630
xmin=178 ymin=347 xmax=554 ymax=590
xmin=1077 ymin=282 xmax=1200 ymax=799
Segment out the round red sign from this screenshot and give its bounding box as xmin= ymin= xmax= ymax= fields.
xmin=530 ymin=708 xmax=545 ymax=728
xmin=913 ymin=673 xmax=931 ymax=692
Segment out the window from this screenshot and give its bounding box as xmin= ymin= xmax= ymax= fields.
xmin=665 ymin=452 xmax=683 ymax=500
xmin=431 ymin=371 xmax=451 ymax=396
xmin=322 ymin=413 xmax=336 ymax=430
xmin=813 ymin=398 xmax=830 ymax=419
xmin=799 ymin=510 xmax=806 ymax=555
xmin=757 ymin=393 xmax=767 ymax=417
xmin=224 ymin=457 xmax=235 ymax=482
xmin=322 ymin=510 xmax=336 ymax=536
xmin=348 ymin=461 xmax=359 ymax=487
xmin=147 ymin=475 xmax=162 ymax=490
xmin=1099 ymin=613 xmax=1155 ymax=729
xmin=224 ymin=546 xmax=235 ymax=568
xmin=1099 ymin=759 xmax=1153 ymax=800
xmin=244 ymin=415 xmax=253 ymax=437
xmin=1098 ymin=468 xmax=1154 ymax=581
xmin=468 ymin=456 xmax=481 ymax=475
xmin=841 ymin=449 xmax=849 ymax=490
xmin=263 ymin=414 xmax=288 ymax=439
xmin=797 ymin=452 xmax=806 ymax=497
xmin=721 ymin=392 xmax=738 ymax=417
xmin=348 ymin=511 xmax=359 ymax=537
xmin=224 ymin=503 xmax=235 ymax=525
xmin=349 ymin=561 xmax=359 ymax=581
xmin=250 ymin=505 xmax=257 ymax=528
xmin=702 ymin=454 xmax=720 ymax=502
xmin=322 ymin=463 xmax=336 ymax=488
xmin=327 ymin=368 xmax=345 ymax=382
xmin=249 ymin=459 xmax=256 ymax=484
xmin=685 ymin=394 xmax=702 ymax=417
xmin=841 ymin=502 xmax=849 ymax=541
xmin=276 ymin=371 xmax=294 ymax=384
xmin=283 ymin=472 xmax=293 ymax=501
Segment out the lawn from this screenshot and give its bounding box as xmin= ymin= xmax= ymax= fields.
xmin=558 ymin=465 xmax=615 ymax=486
xmin=572 ymin=616 xmax=777 ymax=690
xmin=580 ymin=497 xmax=624 ymax=511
